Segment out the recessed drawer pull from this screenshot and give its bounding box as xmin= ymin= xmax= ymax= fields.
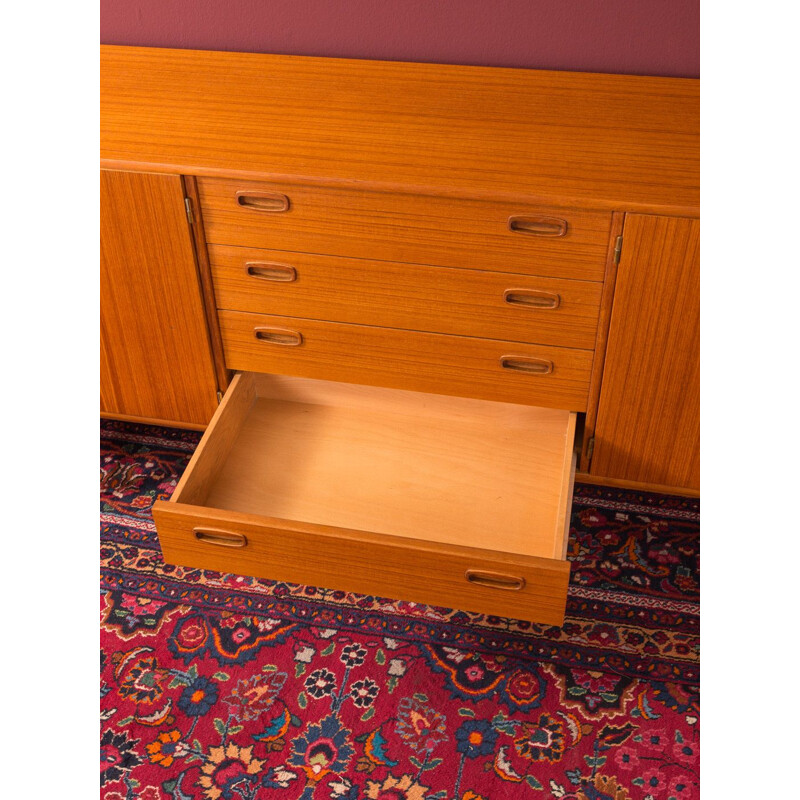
xmin=508 ymin=216 xmax=568 ymax=237
xmin=465 ymin=569 xmax=526 ymax=591
xmin=236 ymin=191 xmax=290 ymax=212
xmin=194 ymin=528 xmax=248 ymax=548
xmin=254 ymin=327 xmax=304 ymax=346
xmin=503 ymin=289 xmax=561 ymax=309
xmin=246 ymin=262 xmax=297 ymax=282
xmin=499 ymin=356 xmax=553 ymax=375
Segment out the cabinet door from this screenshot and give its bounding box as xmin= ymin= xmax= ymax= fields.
xmin=590 ymin=214 xmax=699 ymax=491
xmin=101 ymin=170 xmax=219 ymax=426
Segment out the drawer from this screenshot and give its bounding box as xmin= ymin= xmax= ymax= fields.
xmin=218 ymin=309 xmax=593 ymax=411
xmin=197 ymin=177 xmax=612 ymax=282
xmin=152 ymin=372 xmax=575 ymax=624
xmin=210 ymin=244 xmax=603 ymax=350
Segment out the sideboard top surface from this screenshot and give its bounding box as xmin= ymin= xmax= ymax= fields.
xmin=100 ymin=45 xmax=699 ymax=213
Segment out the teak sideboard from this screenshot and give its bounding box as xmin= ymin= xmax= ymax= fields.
xmin=100 ymin=46 xmax=699 ymax=626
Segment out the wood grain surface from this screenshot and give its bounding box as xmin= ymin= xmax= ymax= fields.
xmin=101 ymin=46 xmax=699 ymax=213
xmin=217 ymin=310 xmax=594 ymax=410
xmin=209 ymin=244 xmax=603 ymax=349
xmin=173 ymin=372 xmax=576 ymax=559
xmin=99 ymin=412 xmax=209 ymax=432
xmin=100 ymin=170 xmax=219 ymax=425
xmin=575 ymin=470 xmax=700 ymax=498
xmin=154 ymin=371 xmax=576 ymax=624
xmin=152 ymin=501 xmax=570 ymax=624
xmin=590 ymin=214 xmax=699 ymax=489
xmin=172 ymin=372 xmax=256 ymax=507
xmin=198 ymin=177 xmax=612 ymax=281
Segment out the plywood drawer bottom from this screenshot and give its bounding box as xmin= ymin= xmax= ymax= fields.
xmin=152 ymin=372 xmax=576 ymax=624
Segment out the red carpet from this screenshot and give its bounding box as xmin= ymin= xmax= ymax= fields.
xmin=101 ymin=419 xmax=699 ymax=799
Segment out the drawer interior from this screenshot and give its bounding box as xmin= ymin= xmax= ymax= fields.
xmin=174 ymin=372 xmax=576 ymax=560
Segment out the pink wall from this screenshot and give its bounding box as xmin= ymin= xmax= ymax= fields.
xmin=100 ymin=0 xmax=699 ymax=78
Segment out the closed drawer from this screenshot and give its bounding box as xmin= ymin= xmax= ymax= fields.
xmin=218 ymin=309 xmax=593 ymax=411
xmin=152 ymin=372 xmax=575 ymax=624
xmin=197 ymin=177 xmax=612 ymax=282
xmin=210 ymin=244 xmax=603 ymax=350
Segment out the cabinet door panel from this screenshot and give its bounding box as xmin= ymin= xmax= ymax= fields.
xmin=591 ymin=214 xmax=699 ymax=490
xmin=101 ymin=170 xmax=219 ymax=426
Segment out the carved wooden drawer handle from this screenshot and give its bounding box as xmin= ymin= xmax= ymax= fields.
xmin=194 ymin=528 xmax=248 ymax=548
xmin=503 ymin=289 xmax=561 ymax=309
xmin=246 ymin=262 xmax=297 ymax=282
xmin=254 ymin=327 xmax=304 ymax=346
xmin=508 ymin=216 xmax=568 ymax=237
xmin=236 ymin=191 xmax=290 ymax=212
xmin=499 ymin=356 xmax=553 ymax=375
xmin=465 ymin=569 xmax=526 ymax=591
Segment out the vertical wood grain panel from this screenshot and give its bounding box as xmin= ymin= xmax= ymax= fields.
xmin=590 ymin=214 xmax=699 ymax=490
xmin=100 ymin=170 xmax=219 ymax=425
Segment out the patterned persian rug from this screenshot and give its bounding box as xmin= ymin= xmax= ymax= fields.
xmin=101 ymin=420 xmax=699 ymax=800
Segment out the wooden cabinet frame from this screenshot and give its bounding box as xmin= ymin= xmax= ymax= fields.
xmin=101 ymin=46 xmax=699 ymax=492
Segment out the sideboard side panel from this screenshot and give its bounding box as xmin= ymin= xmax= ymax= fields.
xmin=590 ymin=214 xmax=700 ymax=490
xmin=101 ymin=169 xmax=220 ymax=426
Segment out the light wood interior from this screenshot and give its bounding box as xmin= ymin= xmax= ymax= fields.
xmin=174 ymin=373 xmax=576 ymax=560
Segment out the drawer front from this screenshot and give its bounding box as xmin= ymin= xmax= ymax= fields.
xmin=210 ymin=244 xmax=603 ymax=350
xmin=218 ymin=310 xmax=593 ymax=410
xmin=153 ymin=502 xmax=571 ymax=625
xmin=197 ymin=177 xmax=612 ymax=281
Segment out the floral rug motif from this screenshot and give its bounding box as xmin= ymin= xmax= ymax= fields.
xmin=101 ymin=420 xmax=700 ymax=799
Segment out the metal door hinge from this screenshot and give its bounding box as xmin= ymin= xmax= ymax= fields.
xmin=612 ymin=235 xmax=623 ymax=265
xmin=216 ymin=390 xmax=223 ymax=404
xmin=184 ymin=197 xmax=194 ymax=224
xmin=586 ymin=437 xmax=595 ymax=462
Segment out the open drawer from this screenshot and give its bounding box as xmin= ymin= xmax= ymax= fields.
xmin=152 ymin=372 xmax=576 ymax=625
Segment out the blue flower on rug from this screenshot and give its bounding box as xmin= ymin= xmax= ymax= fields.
xmin=455 ymin=718 xmax=498 ymax=758
xmin=290 ymin=714 xmax=354 ymax=782
xmin=177 ymin=676 xmax=219 ymax=716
